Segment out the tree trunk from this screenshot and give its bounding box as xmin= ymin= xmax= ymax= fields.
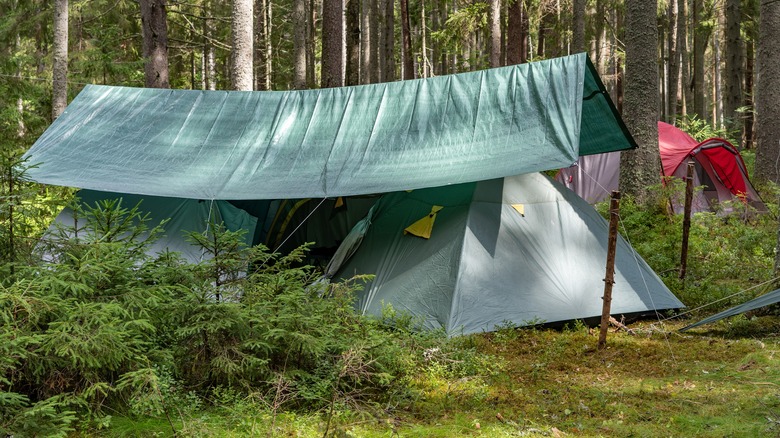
xmin=346 ymin=0 xmax=360 ymax=86
xmin=140 ymin=0 xmax=169 ymax=89
xmin=254 ymin=0 xmax=268 ymax=90
xmin=755 ymin=0 xmax=780 ymax=184
xmin=723 ymin=0 xmax=742 ymax=134
xmin=507 ymin=0 xmax=522 ymax=64
xmin=382 ymin=0 xmax=395 ymax=81
xmin=744 ymin=35 xmax=755 ymax=149
xmin=307 ymin=0 xmax=316 ymax=87
xmin=619 ymin=0 xmax=659 ymax=203
xmin=520 ymin=0 xmax=528 ymax=62
xmin=692 ymin=0 xmax=707 ymax=120
xmin=400 ymin=0 xmax=413 ymax=79
xmin=231 ymin=0 xmax=253 ymax=90
xmin=667 ymin=0 xmax=679 ymax=123
xmin=293 ymin=0 xmax=308 ymax=89
xmin=421 ymin=1 xmax=430 ymax=77
xmin=361 ymin=0 xmax=371 ymax=83
xmin=52 ymin=0 xmax=68 ymax=120
xmin=369 ymin=0 xmax=379 ymax=82
xmin=205 ymin=0 xmax=217 ymax=90
xmin=572 ymin=0 xmax=585 ymax=54
xmin=321 ymin=0 xmax=343 ymax=88
xmin=713 ymin=20 xmax=722 ymax=128
xmin=489 ymin=0 xmax=501 ymax=67
xmin=680 ymin=0 xmax=690 ymax=118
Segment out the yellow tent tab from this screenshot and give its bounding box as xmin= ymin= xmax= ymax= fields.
xmin=404 ymin=205 xmax=444 ymax=239
xmin=512 ymin=203 xmax=525 ymax=217
xmin=334 ymin=197 xmax=345 ymax=208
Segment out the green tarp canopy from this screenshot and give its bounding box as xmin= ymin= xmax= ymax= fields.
xmin=680 ymin=289 xmax=780 ymax=331
xmin=23 ymin=54 xmax=633 ymax=200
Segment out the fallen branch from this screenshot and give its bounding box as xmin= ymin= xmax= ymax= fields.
xmin=609 ymin=316 xmax=635 ymax=335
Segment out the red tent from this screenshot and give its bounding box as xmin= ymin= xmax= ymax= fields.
xmin=557 ymin=121 xmax=767 ymax=214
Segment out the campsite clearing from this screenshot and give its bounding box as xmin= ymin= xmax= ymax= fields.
xmin=103 ymin=318 xmax=780 ymax=437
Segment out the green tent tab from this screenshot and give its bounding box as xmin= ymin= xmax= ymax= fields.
xmin=24 ymin=54 xmax=633 ymax=200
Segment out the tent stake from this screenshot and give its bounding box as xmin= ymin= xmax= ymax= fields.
xmin=679 ymin=161 xmax=695 ymax=281
xmin=598 ymin=191 xmax=621 ymax=350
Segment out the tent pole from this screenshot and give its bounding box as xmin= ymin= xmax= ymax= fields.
xmin=598 ymin=191 xmax=621 ymax=350
xmin=679 ymin=161 xmax=695 ymax=281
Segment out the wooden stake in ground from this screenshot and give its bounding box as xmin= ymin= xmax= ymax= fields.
xmin=598 ymin=191 xmax=621 ymax=350
xmin=679 ymin=161 xmax=695 ymax=280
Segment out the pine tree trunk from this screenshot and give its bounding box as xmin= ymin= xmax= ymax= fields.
xmin=680 ymin=0 xmax=690 ymax=118
xmin=382 ymin=0 xmax=395 ymax=81
xmin=293 ymin=0 xmax=308 ymax=89
xmin=723 ymin=0 xmax=742 ymax=135
xmin=369 ymin=0 xmax=379 ymax=82
xmin=52 ymin=0 xmax=68 ymax=120
xmin=361 ymin=0 xmax=371 ymax=83
xmin=400 ymin=0 xmax=413 ymax=79
xmin=619 ymin=0 xmax=659 ymax=203
xmin=507 ymin=0 xmax=522 ymax=65
xmin=307 ymin=0 xmax=316 ymax=87
xmin=421 ymin=1 xmax=428 ymax=77
xmin=744 ymin=34 xmax=755 ymax=149
xmin=321 ymin=0 xmax=343 ymax=88
xmin=520 ymin=0 xmax=528 ymax=62
xmin=254 ymin=0 xmax=268 ymax=90
xmin=231 ymin=0 xmax=254 ymax=90
xmin=572 ymin=0 xmax=585 ymax=54
xmin=140 ymin=0 xmax=169 ymax=89
xmin=346 ymin=0 xmax=360 ymax=86
xmin=755 ymin=0 xmax=780 ymax=184
xmin=489 ymin=0 xmax=501 ymax=67
xmin=692 ymin=0 xmax=707 ymax=120
xmin=713 ymin=21 xmax=722 ymax=128
xmin=667 ymin=0 xmax=679 ymax=123
xmin=205 ymin=0 xmax=217 ymax=90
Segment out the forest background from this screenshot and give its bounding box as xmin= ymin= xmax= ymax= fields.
xmin=2 ymin=0 xmax=780 ymax=436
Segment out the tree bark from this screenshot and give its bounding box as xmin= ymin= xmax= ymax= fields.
xmin=369 ymin=0 xmax=378 ymax=82
xmin=665 ymin=0 xmax=679 ymax=123
xmin=346 ymin=0 xmax=360 ymax=86
xmin=723 ymin=0 xmax=742 ymax=134
xmin=400 ymin=0 xmax=413 ymax=79
xmin=755 ymin=0 xmax=780 ymax=184
xmin=572 ymin=0 xmax=586 ymax=54
xmin=321 ymin=0 xmax=344 ymax=88
xmin=231 ymin=0 xmax=254 ymax=90
xmin=52 ymin=0 xmax=68 ymax=120
xmin=489 ymin=0 xmax=501 ymax=67
xmin=293 ymin=0 xmax=307 ymax=89
xmin=140 ymin=0 xmax=169 ymax=89
xmin=361 ymin=0 xmax=371 ymax=83
xmin=507 ymin=0 xmax=522 ymax=65
xmin=692 ymin=0 xmax=707 ymax=120
xmin=382 ymin=0 xmax=395 ymax=81
xmin=619 ymin=0 xmax=660 ymax=203
xmin=679 ymin=0 xmax=690 ymax=117
xmin=254 ymin=0 xmax=269 ymax=90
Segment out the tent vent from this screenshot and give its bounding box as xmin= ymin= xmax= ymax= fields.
xmin=404 ymin=205 xmax=444 ymax=239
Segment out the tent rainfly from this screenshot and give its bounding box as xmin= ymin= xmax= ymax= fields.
xmin=557 ymin=122 xmax=767 ymax=214
xmin=327 ymin=173 xmax=684 ymax=335
xmin=23 ymin=54 xmax=685 ymax=333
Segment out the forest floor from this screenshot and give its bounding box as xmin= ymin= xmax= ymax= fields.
xmin=105 ymin=317 xmax=780 ymax=437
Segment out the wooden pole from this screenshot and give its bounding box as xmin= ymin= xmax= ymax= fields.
xmin=679 ymin=161 xmax=695 ymax=280
xmin=598 ymin=191 xmax=621 ymax=350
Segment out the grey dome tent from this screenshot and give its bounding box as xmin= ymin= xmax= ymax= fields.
xmin=328 ymin=173 xmax=683 ymax=335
